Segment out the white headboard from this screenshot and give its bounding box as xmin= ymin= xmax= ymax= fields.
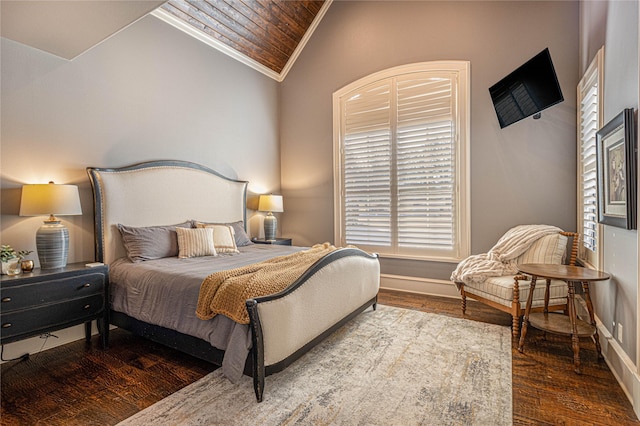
xmin=87 ymin=160 xmax=248 ymax=264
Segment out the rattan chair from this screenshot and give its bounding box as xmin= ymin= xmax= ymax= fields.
xmin=454 ymin=231 xmax=579 ymax=338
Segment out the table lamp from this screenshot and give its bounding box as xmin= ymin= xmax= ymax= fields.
xmin=20 ymin=182 xmax=82 ymax=269
xmin=258 ymin=194 xmax=283 ymax=241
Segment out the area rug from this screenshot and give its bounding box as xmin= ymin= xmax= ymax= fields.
xmin=118 ymin=305 xmax=512 ymax=425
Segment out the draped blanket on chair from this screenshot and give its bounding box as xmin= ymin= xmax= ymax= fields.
xmin=451 ymin=224 xmax=561 ymax=286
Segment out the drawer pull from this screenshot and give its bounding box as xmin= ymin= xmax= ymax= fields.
xmin=83 ymin=283 xmax=91 ymax=288
xmin=2 ymin=323 xmax=12 ymax=328
xmin=84 ymin=304 xmax=91 ymax=309
xmin=1 ymin=297 xmax=11 ymax=303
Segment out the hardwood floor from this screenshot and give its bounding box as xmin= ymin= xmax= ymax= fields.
xmin=1 ymin=289 xmax=638 ymax=425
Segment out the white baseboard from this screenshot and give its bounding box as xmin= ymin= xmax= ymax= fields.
xmin=573 ymin=296 xmax=639 ymax=418
xmin=540 ymin=295 xmax=640 ymax=418
xmin=380 ymin=273 xmax=459 ymax=298
xmin=0 ymin=322 xmax=109 ymax=364
xmin=595 ymin=317 xmax=640 ymax=419
xmin=1 ymin=324 xmax=87 ymax=363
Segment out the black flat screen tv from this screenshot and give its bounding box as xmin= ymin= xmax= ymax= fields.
xmin=489 ymin=48 xmax=564 ymax=128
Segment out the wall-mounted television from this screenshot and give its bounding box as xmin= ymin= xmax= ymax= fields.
xmin=489 ymin=48 xmax=564 ymax=128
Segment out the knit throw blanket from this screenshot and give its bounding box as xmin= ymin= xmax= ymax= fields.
xmin=196 ymin=243 xmax=338 ymax=324
xmin=450 ymin=224 xmax=561 ymax=286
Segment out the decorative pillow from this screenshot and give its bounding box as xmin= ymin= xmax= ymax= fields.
xmin=517 ymin=233 xmax=568 ymax=265
xmin=117 ymin=221 xmax=192 ymax=262
xmin=176 ymin=227 xmax=217 ymax=258
xmin=194 ymin=220 xmax=253 ymax=247
xmin=195 ymin=223 xmax=240 ymax=254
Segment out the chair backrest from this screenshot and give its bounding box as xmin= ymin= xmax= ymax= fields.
xmin=560 ymin=231 xmax=579 ymax=266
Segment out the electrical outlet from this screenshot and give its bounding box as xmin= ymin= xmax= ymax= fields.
xmin=617 ymin=323 xmax=623 ymax=343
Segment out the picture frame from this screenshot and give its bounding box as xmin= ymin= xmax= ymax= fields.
xmin=596 ymin=108 xmax=637 ymax=229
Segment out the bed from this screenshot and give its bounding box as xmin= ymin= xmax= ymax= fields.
xmin=86 ymin=160 xmax=380 ymax=402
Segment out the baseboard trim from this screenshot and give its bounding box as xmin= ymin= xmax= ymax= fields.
xmin=0 ymin=323 xmax=115 ymax=364
xmin=380 ymin=274 xmax=459 ymax=298
xmin=0 ymin=324 xmax=88 ymax=364
xmin=548 ymin=295 xmax=639 ymax=419
xmin=594 ymin=317 xmax=640 ymax=419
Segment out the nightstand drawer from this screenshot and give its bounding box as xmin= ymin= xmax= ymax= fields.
xmin=0 ymin=294 xmax=105 ymax=341
xmin=0 ymin=273 xmax=105 ymax=313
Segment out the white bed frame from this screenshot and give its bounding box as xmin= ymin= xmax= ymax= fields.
xmin=87 ymin=160 xmax=380 ymax=402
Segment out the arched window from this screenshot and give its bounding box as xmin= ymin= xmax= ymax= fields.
xmin=333 ymin=62 xmax=470 ymax=261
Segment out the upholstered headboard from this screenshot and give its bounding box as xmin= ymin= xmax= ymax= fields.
xmin=87 ymin=160 xmax=248 ymax=265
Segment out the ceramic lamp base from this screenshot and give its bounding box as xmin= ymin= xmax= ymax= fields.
xmin=264 ymin=213 xmax=277 ymax=241
xmin=36 ymin=221 xmax=69 ymax=269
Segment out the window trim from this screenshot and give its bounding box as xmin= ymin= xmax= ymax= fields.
xmin=332 ymin=61 xmax=470 ymax=262
xmin=577 ymin=47 xmax=604 ymax=270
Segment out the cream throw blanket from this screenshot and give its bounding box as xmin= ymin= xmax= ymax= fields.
xmin=196 ymin=243 xmax=338 ymax=324
xmin=450 ymin=224 xmax=561 ymax=286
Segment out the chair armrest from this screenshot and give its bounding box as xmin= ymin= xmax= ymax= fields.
xmin=513 ymin=275 xmax=526 ymax=306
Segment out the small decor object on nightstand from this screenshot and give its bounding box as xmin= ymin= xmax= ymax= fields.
xmin=1 ymin=245 xmax=32 ymax=275
xmin=21 ymin=259 xmax=34 ymax=273
xmin=19 ymin=182 xmax=82 ymax=269
xmin=258 ymin=194 xmax=283 ymax=241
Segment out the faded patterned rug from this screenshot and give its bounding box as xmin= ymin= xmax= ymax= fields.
xmin=119 ymin=305 xmax=512 ymax=425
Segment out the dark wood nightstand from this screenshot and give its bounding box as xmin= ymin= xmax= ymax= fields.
xmin=252 ymin=238 xmax=292 ymax=246
xmin=0 ymin=262 xmax=109 ymax=348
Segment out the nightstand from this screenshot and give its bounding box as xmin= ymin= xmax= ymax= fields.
xmin=252 ymin=238 xmax=292 ymax=246
xmin=0 ymin=262 xmax=109 ymax=348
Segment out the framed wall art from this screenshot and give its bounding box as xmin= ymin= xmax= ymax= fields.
xmin=596 ymin=108 xmax=637 ymax=229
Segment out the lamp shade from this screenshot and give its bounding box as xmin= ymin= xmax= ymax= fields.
xmin=19 ymin=182 xmax=82 ymax=269
xmin=258 ymin=194 xmax=283 ymax=213
xmin=20 ymin=182 xmax=82 ymax=217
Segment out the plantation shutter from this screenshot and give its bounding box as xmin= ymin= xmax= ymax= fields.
xmin=396 ymin=75 xmax=455 ymax=250
xmin=339 ymin=70 xmax=460 ymax=257
xmin=343 ymin=81 xmax=392 ymax=246
xmin=580 ymin=79 xmax=599 ymax=252
xmin=577 ymin=48 xmax=603 ymax=268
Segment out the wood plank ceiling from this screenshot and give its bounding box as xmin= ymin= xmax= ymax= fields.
xmin=157 ymin=0 xmax=327 ymax=79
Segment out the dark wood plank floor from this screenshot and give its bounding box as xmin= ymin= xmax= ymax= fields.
xmin=1 ymin=289 xmax=638 ymax=425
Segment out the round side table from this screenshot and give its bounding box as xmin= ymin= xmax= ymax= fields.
xmin=517 ymin=263 xmax=610 ymax=374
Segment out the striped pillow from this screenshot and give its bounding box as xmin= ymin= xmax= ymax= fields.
xmin=517 ymin=233 xmax=567 ymax=265
xmin=196 ymin=224 xmax=239 ymax=254
xmin=176 ymin=227 xmax=217 ymax=258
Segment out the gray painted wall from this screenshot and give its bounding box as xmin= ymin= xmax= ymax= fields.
xmin=580 ymin=0 xmax=638 ymax=362
xmin=280 ymin=1 xmax=580 ymax=280
xmin=1 ymin=15 xmax=282 ymax=263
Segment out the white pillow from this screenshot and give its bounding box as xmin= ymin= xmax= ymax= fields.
xmin=176 ymin=227 xmax=217 ymax=258
xmin=517 ymin=233 xmax=567 ymax=265
xmin=196 ymin=223 xmax=239 ymax=254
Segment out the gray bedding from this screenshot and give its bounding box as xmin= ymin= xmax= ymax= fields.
xmin=109 ymin=244 xmax=305 ymax=382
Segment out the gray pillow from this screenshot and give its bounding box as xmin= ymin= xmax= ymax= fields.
xmin=117 ymin=221 xmax=193 ymax=262
xmin=194 ymin=220 xmax=253 ymax=247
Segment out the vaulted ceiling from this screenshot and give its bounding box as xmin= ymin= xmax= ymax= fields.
xmin=154 ymin=0 xmax=329 ymax=80
xmin=1 ymin=0 xmax=331 ymax=82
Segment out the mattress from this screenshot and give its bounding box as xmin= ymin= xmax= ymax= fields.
xmin=109 ymin=244 xmax=305 ymax=382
